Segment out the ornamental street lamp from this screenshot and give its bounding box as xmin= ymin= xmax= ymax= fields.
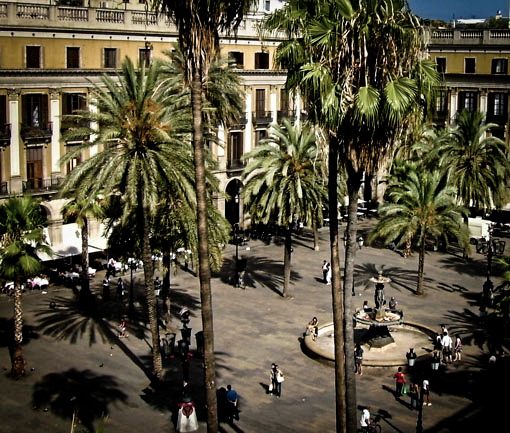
xmin=482 ymin=225 xmax=505 ymax=307
xmin=128 ymin=258 xmax=137 ymax=318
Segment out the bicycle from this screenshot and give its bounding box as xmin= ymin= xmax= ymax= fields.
xmin=358 ymin=420 xmax=382 ymax=433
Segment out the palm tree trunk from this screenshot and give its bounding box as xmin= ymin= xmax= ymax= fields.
xmin=191 ymin=70 xmax=218 ymax=433
xmin=80 ymin=217 xmax=90 ymax=302
xmin=282 ymin=227 xmax=292 ymax=297
xmin=162 ymin=249 xmax=172 ymax=326
xmin=417 ymin=239 xmax=426 ymax=296
xmin=140 ymin=198 xmax=163 ymax=380
xmin=11 ymin=283 xmax=25 ymax=378
xmin=343 ymin=171 xmax=360 ymax=433
xmin=328 ymin=138 xmax=347 ymax=433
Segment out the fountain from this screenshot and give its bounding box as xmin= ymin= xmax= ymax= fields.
xmin=304 ymin=270 xmax=435 ymax=367
xmin=353 ymin=271 xmax=404 ymax=348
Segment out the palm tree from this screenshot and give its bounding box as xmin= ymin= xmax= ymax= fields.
xmin=438 ymin=109 xmax=510 ymax=212
xmin=0 ymin=196 xmax=52 ymax=378
xmin=369 ymin=165 xmax=469 ymax=295
xmin=264 ymin=1 xmax=437 ymax=430
xmin=242 ymin=119 xmax=327 ymax=297
xmin=60 ymin=57 xmax=196 ymax=381
xmin=147 ymin=2 xmax=255 ymax=429
xmin=61 ymin=198 xmax=104 ymax=303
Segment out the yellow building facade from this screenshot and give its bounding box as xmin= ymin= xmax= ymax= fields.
xmin=0 ymin=0 xmax=298 ymax=252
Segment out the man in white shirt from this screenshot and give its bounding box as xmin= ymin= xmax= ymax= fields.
xmin=360 ymin=406 xmax=371 ymax=431
xmin=441 ymin=331 xmax=453 ymax=363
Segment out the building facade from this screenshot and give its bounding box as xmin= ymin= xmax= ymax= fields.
xmin=426 ymin=27 xmax=510 ymax=141
xmin=0 ymin=0 xmax=299 ymax=254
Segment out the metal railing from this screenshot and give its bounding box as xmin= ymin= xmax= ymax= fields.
xmin=252 ymin=111 xmax=273 ymax=125
xmin=22 ymin=177 xmax=64 ymax=194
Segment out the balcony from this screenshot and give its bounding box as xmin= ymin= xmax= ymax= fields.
xmin=428 ymin=28 xmax=510 ymax=46
xmin=227 ymin=113 xmax=248 ymax=130
xmin=0 ymin=123 xmax=11 ymax=147
xmin=227 ymin=159 xmax=245 ymax=170
xmin=0 ymin=2 xmax=275 ymax=40
xmin=252 ymin=111 xmax=273 ymax=126
xmin=20 ymin=122 xmax=52 ymax=146
xmin=0 ymin=181 xmax=7 ymax=196
xmin=277 ymin=110 xmax=296 ymax=123
xmin=23 ymin=177 xmax=64 ymax=194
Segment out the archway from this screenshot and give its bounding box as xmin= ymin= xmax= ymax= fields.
xmin=225 ymin=178 xmax=243 ymax=226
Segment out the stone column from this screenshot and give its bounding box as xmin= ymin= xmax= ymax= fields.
xmin=50 ymin=89 xmax=62 ymax=179
xmin=295 ymin=91 xmax=301 ymax=125
xmin=479 ymin=90 xmax=487 ymax=115
xmin=89 ymin=98 xmax=98 ymax=157
xmin=270 ymin=85 xmax=277 ymax=126
xmin=244 ymin=87 xmax=253 ymax=154
xmin=449 ymin=90 xmax=458 ymax=126
xmin=8 ymin=89 xmax=22 ymax=194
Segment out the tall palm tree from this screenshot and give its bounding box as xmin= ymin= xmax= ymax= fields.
xmin=148 ymin=2 xmax=255 ymax=429
xmin=369 ymin=165 xmax=469 ymax=295
xmin=0 ymin=196 xmax=52 ymax=378
xmin=60 ymin=57 xmax=196 ymax=381
xmin=242 ymin=119 xmax=327 ymax=297
xmin=61 ymin=198 xmax=104 ymax=303
xmin=265 ymin=1 xmax=437 ymax=430
xmin=438 ymin=109 xmax=510 ymax=212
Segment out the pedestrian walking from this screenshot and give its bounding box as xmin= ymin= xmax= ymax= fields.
xmin=226 ymin=384 xmax=239 ymax=422
xmin=409 ymin=382 xmax=420 ymax=410
xmin=326 ymin=263 xmax=332 ymax=285
xmin=354 ymin=344 xmax=364 ymax=375
xmin=118 ymin=317 xmax=128 ymax=338
xmin=270 ymin=363 xmax=284 ymax=398
xmin=102 ymin=276 xmax=110 ymax=301
xmin=389 ymin=296 xmax=398 ymax=310
xmin=441 ymin=331 xmax=453 ymax=364
xmin=322 ymin=260 xmax=329 ymax=283
xmin=453 ymin=335 xmax=463 ymax=362
xmin=393 ymin=366 xmax=406 ymax=397
xmin=422 ymin=379 xmax=431 ymax=406
xmin=117 ymin=277 xmax=124 ymax=300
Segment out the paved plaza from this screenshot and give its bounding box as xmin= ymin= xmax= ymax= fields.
xmin=0 ymin=219 xmax=507 ymax=432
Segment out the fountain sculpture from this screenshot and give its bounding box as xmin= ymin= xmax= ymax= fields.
xmin=354 ymin=271 xmax=404 ymax=348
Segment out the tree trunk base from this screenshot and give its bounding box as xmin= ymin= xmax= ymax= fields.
xmin=10 ymin=343 xmax=26 ymax=379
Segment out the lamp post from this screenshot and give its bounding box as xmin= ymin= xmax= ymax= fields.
xmin=416 ymin=386 xmax=424 ymax=433
xmin=231 ymin=223 xmax=242 ymax=288
xmin=128 ymin=258 xmax=137 ymax=318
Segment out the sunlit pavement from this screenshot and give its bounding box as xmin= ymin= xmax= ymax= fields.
xmin=0 ymin=218 xmax=504 ymax=432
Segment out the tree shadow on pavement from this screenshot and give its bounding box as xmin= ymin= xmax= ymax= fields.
xmin=139 ymin=349 xmax=232 ymax=427
xmin=216 ymin=256 xmax=301 ymax=297
xmin=34 ymin=295 xmax=154 ymax=380
xmin=445 ymin=309 xmax=510 ymax=355
xmin=32 ymin=368 xmax=127 ymax=433
xmin=354 ymin=263 xmax=432 ymax=295
xmin=437 ymin=255 xmax=488 ymax=278
xmin=0 ymin=317 xmax=40 ymax=359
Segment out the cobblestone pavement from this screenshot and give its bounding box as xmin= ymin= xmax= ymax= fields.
xmin=0 ymin=219 xmax=505 ymax=432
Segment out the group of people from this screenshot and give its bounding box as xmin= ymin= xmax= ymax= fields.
xmin=392 ymin=367 xmax=432 ymax=407
xmin=433 ymin=325 xmax=462 ymax=364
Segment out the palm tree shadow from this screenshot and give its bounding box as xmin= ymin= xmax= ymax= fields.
xmin=444 ymin=309 xmax=510 ymax=354
xmin=354 ymin=263 xmax=433 ymax=295
xmin=438 ymin=255 xmax=488 ymax=278
xmin=34 ymin=295 xmax=154 ymax=380
xmin=139 ymin=350 xmax=232 ymax=425
xmin=0 ymin=317 xmax=40 ymax=359
xmin=216 ymin=256 xmax=301 ymax=297
xmin=32 ymin=368 xmax=127 ymax=433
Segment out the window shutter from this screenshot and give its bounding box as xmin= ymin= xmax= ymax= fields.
xmin=41 ymin=95 xmax=49 ymax=128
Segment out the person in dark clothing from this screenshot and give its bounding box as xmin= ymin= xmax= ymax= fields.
xmin=226 ymin=384 xmax=239 ymax=422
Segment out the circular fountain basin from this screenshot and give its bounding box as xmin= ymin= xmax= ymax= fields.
xmin=305 ymin=321 xmax=435 ymax=367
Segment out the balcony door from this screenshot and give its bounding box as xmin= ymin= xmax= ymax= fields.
xmin=256 ymin=89 xmax=265 ymax=117
xmin=27 ymin=147 xmax=43 ymax=190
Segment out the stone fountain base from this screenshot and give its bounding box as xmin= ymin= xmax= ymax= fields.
xmin=361 ymin=325 xmax=394 ymax=348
